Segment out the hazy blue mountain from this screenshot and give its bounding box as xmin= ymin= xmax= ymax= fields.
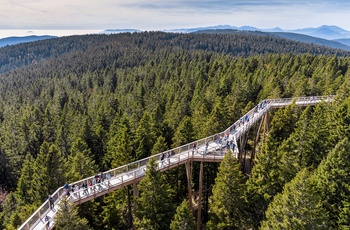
xmin=192 ymin=29 xmax=350 ymax=52
xmin=167 ymin=25 xmax=350 ymax=40
xmin=101 ymin=29 xmax=141 ymax=34
xmin=265 ymin=27 xmax=284 ymax=32
xmin=2 ymin=25 xmax=350 ymax=51
xmin=287 ymin=25 xmax=350 ymax=39
xmin=334 ymin=38 xmax=350 ymax=46
xmin=0 ymin=35 xmax=56 ymax=47
xmin=165 ymin=25 xmax=259 ymax=33
xmin=271 ymin=32 xmax=350 ymax=51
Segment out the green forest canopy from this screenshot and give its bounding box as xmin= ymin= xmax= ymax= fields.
xmin=0 ymin=31 xmax=350 ymax=229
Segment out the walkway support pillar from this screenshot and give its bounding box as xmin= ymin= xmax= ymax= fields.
xmin=185 ymin=162 xmax=193 ymax=215
xmin=263 ymin=112 xmax=270 ymax=142
xmin=197 ymin=162 xmax=204 ymax=230
xmin=132 ymin=182 xmax=139 ymax=230
xmin=133 ymin=183 xmax=139 ymax=210
xmin=251 ymin=116 xmax=264 ymax=164
xmin=239 ymin=132 xmax=248 ymax=165
xmin=127 ymin=185 xmax=133 ymax=229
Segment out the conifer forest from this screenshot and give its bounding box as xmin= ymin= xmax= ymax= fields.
xmin=1 ymin=31 xmax=350 ymax=229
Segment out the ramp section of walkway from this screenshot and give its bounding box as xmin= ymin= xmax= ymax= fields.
xmin=19 ymin=95 xmax=335 ymax=230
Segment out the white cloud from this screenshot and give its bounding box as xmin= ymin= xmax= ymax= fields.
xmin=0 ymin=0 xmax=349 ymax=31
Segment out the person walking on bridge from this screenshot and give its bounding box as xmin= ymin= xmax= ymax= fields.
xmin=44 ymin=215 xmax=51 ymax=230
xmin=205 ymin=141 xmax=209 ymax=154
xmin=48 ymin=195 xmax=55 ymax=211
xmin=160 ymin=153 xmax=165 ymax=166
xmin=167 ymin=152 xmax=171 ymax=164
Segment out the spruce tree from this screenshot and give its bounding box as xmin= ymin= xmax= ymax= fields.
xmin=261 ymin=168 xmax=329 ymax=230
xmin=65 ymin=150 xmax=97 ymax=182
xmin=102 ymin=118 xmax=135 ymax=229
xmin=170 ymin=199 xmax=196 ymax=230
xmin=30 ymin=141 xmax=66 ymax=203
xmin=172 ymin=116 xmax=195 ymax=147
xmin=29 ymin=141 xmax=50 ymax=203
xmin=65 ymin=137 xmax=97 ymax=181
xmin=54 ymin=197 xmax=91 ymax=230
xmin=207 ymin=152 xmax=250 ymax=229
xmin=106 ymin=122 xmax=134 ymax=168
xmin=338 ymin=201 xmax=350 ymax=229
xmin=15 ymin=153 xmax=35 ymax=204
xmin=246 ymin=102 xmax=302 ymax=227
xmin=313 ymin=137 xmax=350 ymax=228
xmin=46 ymin=143 xmax=66 ymax=192
xmin=134 ymin=112 xmax=157 ymax=160
xmin=101 ymin=189 xmax=130 ymax=229
xmin=151 ymin=136 xmax=168 ymax=156
xmin=0 ymin=192 xmax=19 ymax=229
xmin=134 ymin=158 xmax=175 ymax=229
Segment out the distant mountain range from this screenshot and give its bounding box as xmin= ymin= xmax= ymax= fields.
xmin=102 ymin=25 xmax=350 ymax=50
xmin=0 ymin=35 xmax=57 ymax=47
xmin=1 ymin=25 xmax=350 ymax=51
xmin=164 ymin=25 xmax=350 ymax=40
xmin=163 ymin=25 xmax=350 ymax=50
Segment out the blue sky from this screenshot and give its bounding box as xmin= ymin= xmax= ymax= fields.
xmin=1 ymin=0 xmax=350 ymax=32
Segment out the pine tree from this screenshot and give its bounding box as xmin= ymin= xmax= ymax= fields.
xmin=207 ymin=152 xmax=250 ymax=229
xmin=338 ymin=200 xmax=350 ymax=229
xmin=203 ymin=98 xmax=226 ymax=136
xmin=101 ymin=188 xmax=130 ymax=229
xmin=246 ymin=102 xmax=302 ymax=228
xmin=47 ymin=143 xmax=66 ymax=191
xmin=65 ymin=150 xmax=97 ymax=182
xmin=69 ymin=137 xmax=93 ymax=159
xmin=151 ymin=136 xmax=168 ymax=156
xmin=30 ymin=141 xmax=66 ymax=203
xmin=54 ymin=197 xmax=91 ymax=230
xmin=134 ymin=112 xmax=157 ymax=160
xmin=172 ymin=116 xmax=195 ymax=148
xmin=0 ymin=192 xmax=19 ymax=229
xmin=105 ymin=121 xmax=134 ymax=168
xmin=134 ymin=158 xmax=175 ymax=229
xmin=170 ymin=199 xmax=196 ymax=230
xmin=313 ymin=137 xmax=350 ymax=228
xmin=261 ymin=168 xmax=329 ymax=230
xmin=329 ymin=97 xmax=350 ymax=145
xmin=29 ymin=141 xmax=50 ymax=203
xmin=76 ymin=199 xmax=104 ymax=230
xmin=15 ymin=153 xmax=34 ymax=204
xmin=65 ymin=137 xmax=97 ymax=181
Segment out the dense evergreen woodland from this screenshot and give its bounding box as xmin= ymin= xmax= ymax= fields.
xmin=0 ymin=31 xmax=350 ymax=229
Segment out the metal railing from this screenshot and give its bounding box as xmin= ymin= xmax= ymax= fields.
xmin=18 ymin=95 xmax=335 ymax=230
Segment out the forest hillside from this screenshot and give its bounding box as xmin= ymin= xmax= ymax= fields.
xmin=0 ymin=31 xmax=350 ymax=229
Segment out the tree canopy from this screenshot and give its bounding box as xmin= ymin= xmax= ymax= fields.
xmin=1 ymin=31 xmax=350 ymax=229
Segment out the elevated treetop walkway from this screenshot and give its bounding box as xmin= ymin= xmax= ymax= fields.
xmin=19 ymin=95 xmax=335 ymax=230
